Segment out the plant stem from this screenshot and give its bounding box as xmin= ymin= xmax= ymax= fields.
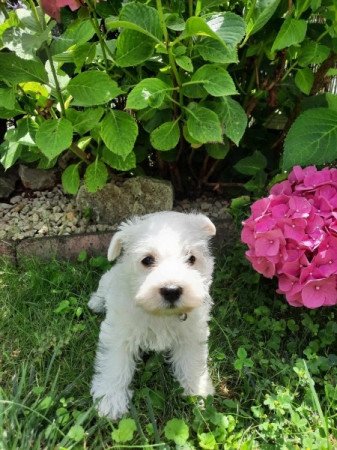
xmin=168 ymin=47 xmax=182 ymax=87
xmin=188 ymin=0 xmax=193 ymax=17
xmin=303 ymin=360 xmax=331 ymax=449
xmin=85 ymin=0 xmax=111 ymax=70
xmin=244 ymin=0 xmax=256 ymax=27
xmin=157 ymin=0 xmax=182 ymax=103
xmin=156 ymin=0 xmax=168 ymax=42
xmin=0 ymin=1 xmax=9 ymax=18
xmin=281 ymin=62 xmax=297 ymax=82
xmin=28 ymin=0 xmax=66 ymax=116
xmin=44 ymin=45 xmax=66 ymax=116
xmin=70 ymin=143 xmax=90 ymax=165
xmin=195 ymin=0 xmax=202 ymax=16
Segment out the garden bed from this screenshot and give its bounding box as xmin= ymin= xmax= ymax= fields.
xmin=0 ymin=186 xmax=230 ymax=241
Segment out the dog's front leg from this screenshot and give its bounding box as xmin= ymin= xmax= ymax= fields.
xmin=171 ymin=338 xmax=214 ymax=397
xmin=91 ymin=320 xmax=136 ymax=420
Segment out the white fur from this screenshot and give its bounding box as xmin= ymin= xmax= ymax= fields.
xmin=89 ymin=211 xmax=216 ymax=420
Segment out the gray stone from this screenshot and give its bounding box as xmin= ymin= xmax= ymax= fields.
xmin=0 ymin=202 xmax=13 ymax=210
xmin=76 ymin=177 xmax=174 ymax=224
xmin=18 ymin=165 xmax=57 ymax=191
xmin=0 ymin=177 xmax=16 ymax=199
xmin=10 ymin=195 xmax=22 ymax=204
xmin=0 ymin=167 xmax=18 ymax=199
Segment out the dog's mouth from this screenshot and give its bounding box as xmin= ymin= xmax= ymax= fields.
xmin=149 ymin=304 xmax=194 ymax=316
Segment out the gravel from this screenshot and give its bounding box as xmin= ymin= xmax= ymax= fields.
xmin=0 ymin=186 xmax=230 ymax=241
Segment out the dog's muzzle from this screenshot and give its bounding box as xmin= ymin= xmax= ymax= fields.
xmin=160 ymin=285 xmax=183 ymax=306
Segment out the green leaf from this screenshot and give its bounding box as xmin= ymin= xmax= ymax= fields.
xmin=51 ymin=19 xmax=95 ymax=54
xmin=182 ymin=80 xmax=208 ymax=99
xmin=150 ymin=121 xmax=180 ymax=151
xmin=67 ymin=425 xmax=85 ymax=442
xmin=196 ymin=38 xmax=238 ymax=64
xmin=164 ymin=418 xmax=189 ymax=446
xmin=16 ymin=7 xmax=46 ymax=32
xmin=0 ymin=53 xmax=48 ymax=84
xmin=187 ymin=104 xmax=222 ymax=144
xmin=57 ymin=42 xmax=96 ymax=72
xmin=173 ymin=45 xmax=187 ymax=56
xmin=190 ymin=64 xmax=237 ymax=97
xmin=283 ymin=108 xmax=337 ymax=170
xmin=66 ymin=108 xmax=104 ymax=134
xmin=111 ymin=418 xmax=137 ymax=443
xmin=68 ymin=72 xmax=122 ymax=106
xmin=206 ymin=141 xmax=229 ymax=159
xmin=203 ymin=12 xmax=246 ymax=47
xmin=126 ymin=78 xmax=171 ymax=110
xmin=100 ymin=111 xmax=138 ymax=158
xmin=221 ymin=97 xmax=247 ymax=145
xmin=19 ymin=81 xmax=49 ymax=97
xmin=36 ymin=118 xmax=73 ymax=160
xmin=84 ymin=160 xmax=108 ymax=192
xmin=15 ymin=117 xmax=39 ymax=146
xmin=37 ymin=396 xmax=53 ymax=411
xmin=271 ymin=18 xmax=307 ymax=52
xmin=0 ymin=106 xmax=25 ymax=119
xmin=198 ymin=432 xmax=217 ymax=450
xmin=62 ymin=164 xmax=81 ymax=195
xmin=115 ymin=29 xmax=155 ymax=67
xmin=234 ymin=150 xmax=267 ymax=175
xmin=106 ymin=2 xmax=162 ymax=43
xmin=102 ymin=148 xmax=136 ymax=171
xmin=183 ymin=16 xmax=224 ymax=44
xmin=247 ymin=0 xmax=281 ymax=36
xmin=176 ymin=55 xmax=193 ymax=72
xmin=298 ymin=41 xmax=330 ymax=67
xmin=244 ymin=171 xmax=267 ymax=192
xmin=295 ymin=68 xmax=314 ymax=95
xmin=183 ymin=124 xmax=202 ymax=147
xmin=77 ymin=249 xmax=87 ymax=262
xmin=230 ymin=195 xmax=250 ymax=209
xmin=0 ymin=11 xmax=20 ymax=38
xmin=2 ymin=24 xmax=52 ymax=60
xmin=166 ymin=13 xmax=185 ymax=31
xmin=0 ymin=140 xmax=21 ymax=170
xmin=140 ymin=108 xmax=173 ymax=133
xmin=120 ymin=2 xmax=162 ymax=39
xmin=0 ymin=87 xmax=15 ymax=110
xmin=106 ymin=18 xmax=160 ymax=42
xmin=184 ymin=12 xmax=245 ymax=48
xmin=45 ymin=60 xmax=70 ymax=90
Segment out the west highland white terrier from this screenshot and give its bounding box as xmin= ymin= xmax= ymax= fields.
xmin=89 ymin=211 xmax=216 ymax=419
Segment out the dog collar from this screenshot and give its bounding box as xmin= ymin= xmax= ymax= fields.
xmin=179 ymin=313 xmax=188 ymax=321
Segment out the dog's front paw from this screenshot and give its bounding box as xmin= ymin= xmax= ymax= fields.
xmin=91 ymin=386 xmax=132 ymax=420
xmin=184 ymin=373 xmax=215 ymax=397
xmin=88 ymin=293 xmax=106 ymax=313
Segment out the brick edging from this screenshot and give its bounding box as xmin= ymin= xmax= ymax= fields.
xmin=0 ymin=218 xmax=235 ymax=264
xmin=0 ymin=232 xmax=115 ymax=264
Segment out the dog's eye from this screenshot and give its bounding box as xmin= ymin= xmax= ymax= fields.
xmin=141 ymin=255 xmax=155 ymax=267
xmin=187 ymin=255 xmax=196 ymax=265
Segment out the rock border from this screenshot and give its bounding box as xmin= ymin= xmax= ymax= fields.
xmin=0 ymin=218 xmax=235 ymax=265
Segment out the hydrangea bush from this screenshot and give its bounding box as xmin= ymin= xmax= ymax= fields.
xmin=242 ymin=166 xmax=337 ymax=308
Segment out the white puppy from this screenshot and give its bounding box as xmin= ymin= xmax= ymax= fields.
xmin=89 ymin=211 xmax=216 ymax=419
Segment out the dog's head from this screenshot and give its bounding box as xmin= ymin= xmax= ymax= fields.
xmin=107 ymin=211 xmax=216 ymax=315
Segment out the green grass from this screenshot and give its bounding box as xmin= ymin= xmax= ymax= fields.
xmin=1 ymin=244 xmax=337 ymax=449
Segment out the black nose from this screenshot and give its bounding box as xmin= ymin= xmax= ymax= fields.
xmin=160 ymin=286 xmax=183 ymax=304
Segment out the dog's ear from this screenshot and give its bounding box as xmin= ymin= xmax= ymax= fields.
xmin=107 ymin=231 xmax=123 ymax=261
xmin=197 ymin=214 xmax=216 ymax=237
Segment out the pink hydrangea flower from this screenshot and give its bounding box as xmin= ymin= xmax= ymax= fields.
xmin=41 ymin=0 xmax=82 ymax=21
xmin=241 ymin=165 xmax=337 ymax=308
